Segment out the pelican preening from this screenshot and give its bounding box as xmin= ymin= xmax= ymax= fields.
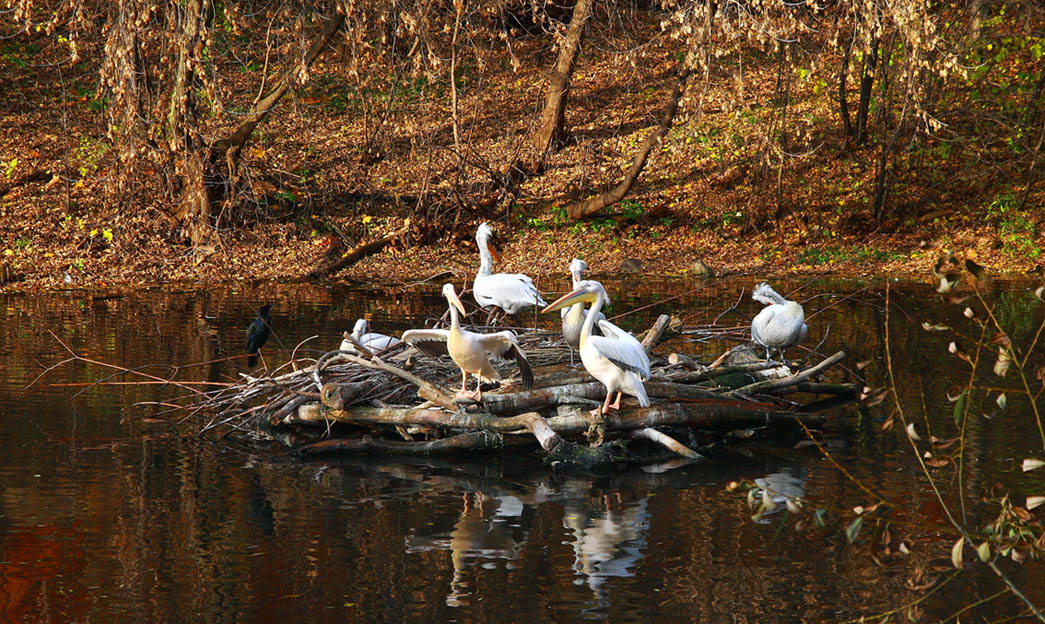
xmin=340 ymin=318 xmax=401 ymax=353
xmin=560 ymin=258 xmax=604 ymax=366
xmin=750 ymin=282 xmax=807 ymax=360
xmin=543 ymin=280 xmax=650 ymax=422
xmin=403 ymin=283 xmax=534 ymax=401
xmin=473 ymin=222 xmax=546 ymax=322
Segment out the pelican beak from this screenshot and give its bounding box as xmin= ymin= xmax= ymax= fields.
xmin=487 ymin=242 xmax=502 ymax=262
xmin=447 ymin=287 xmax=467 ymax=316
xmin=542 ymin=286 xmax=593 ymax=314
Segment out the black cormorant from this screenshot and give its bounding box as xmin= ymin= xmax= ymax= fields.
xmin=246 ymin=304 xmax=272 ymax=368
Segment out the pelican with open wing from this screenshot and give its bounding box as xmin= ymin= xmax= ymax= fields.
xmin=402 ymin=283 xmax=533 ymax=401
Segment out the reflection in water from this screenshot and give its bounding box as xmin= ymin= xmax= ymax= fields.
xmin=405 ymin=491 xmax=531 ymax=608
xmin=752 ymin=467 xmax=807 ymax=523
xmin=1 ymin=278 xmax=1044 ymax=622
xmin=562 ymin=492 xmax=649 ymax=612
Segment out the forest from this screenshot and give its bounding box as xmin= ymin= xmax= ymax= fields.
xmin=0 ymin=1 xmax=1042 ymax=287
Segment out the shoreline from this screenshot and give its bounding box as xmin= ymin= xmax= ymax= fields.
xmin=2 ymin=222 xmax=1041 ymax=295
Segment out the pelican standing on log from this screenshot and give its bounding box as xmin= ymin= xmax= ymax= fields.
xmin=403 ymin=283 xmax=533 ymax=401
xmin=340 ymin=319 xmax=400 ymax=352
xmin=543 ymin=280 xmax=650 ymax=423
xmin=750 ymin=282 xmax=808 ymax=360
xmin=473 ymin=223 xmax=546 ymax=323
xmin=560 ymin=259 xmax=604 ymax=366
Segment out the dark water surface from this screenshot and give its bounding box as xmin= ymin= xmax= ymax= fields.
xmin=2 ymin=275 xmax=1044 ymax=622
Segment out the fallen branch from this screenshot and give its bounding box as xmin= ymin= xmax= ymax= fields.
xmin=629 ymin=427 xmax=705 ymax=460
xmin=307 ymin=218 xmax=412 ymax=279
xmin=728 ymin=351 xmax=846 ymax=398
xmin=641 ymin=314 xmax=672 ymax=353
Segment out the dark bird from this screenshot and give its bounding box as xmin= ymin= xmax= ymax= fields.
xmin=246 ymin=304 xmax=272 ymax=368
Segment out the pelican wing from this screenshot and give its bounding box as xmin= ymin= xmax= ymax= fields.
xmin=474 ymin=273 xmax=547 ymax=310
xmin=401 ymin=328 xmax=451 ymax=357
xmin=591 ymin=320 xmax=651 ymax=380
xmin=477 ymin=331 xmax=533 ymax=388
xmin=361 ymin=333 xmax=400 ymax=350
xmin=750 ymin=306 xmax=776 ymax=345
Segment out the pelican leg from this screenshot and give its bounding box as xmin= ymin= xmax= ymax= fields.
xmin=609 ymin=391 xmax=623 ymax=411
xmin=588 ymin=391 xmax=612 ymax=422
xmin=485 ymin=307 xmax=497 ymax=326
xmin=569 ymin=347 xmax=575 ymax=367
xmin=456 ymin=370 xmax=470 ymax=399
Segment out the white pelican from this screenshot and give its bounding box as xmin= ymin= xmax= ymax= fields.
xmin=560 ymin=258 xmax=604 ymax=366
xmin=750 ymin=282 xmax=808 ymax=360
xmin=543 ymin=280 xmax=650 ymax=421
xmin=473 ymin=222 xmax=546 ymax=321
xmin=340 ymin=319 xmax=400 ymax=352
xmin=402 ymin=283 xmax=533 ymax=401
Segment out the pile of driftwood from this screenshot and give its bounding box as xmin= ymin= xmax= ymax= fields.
xmin=186 ymin=314 xmax=858 ymax=470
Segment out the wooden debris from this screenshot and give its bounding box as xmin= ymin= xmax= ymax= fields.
xmin=38 ymin=315 xmax=859 ymax=471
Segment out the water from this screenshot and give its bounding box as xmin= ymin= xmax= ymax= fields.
xmin=2 ymin=276 xmax=1044 ymax=622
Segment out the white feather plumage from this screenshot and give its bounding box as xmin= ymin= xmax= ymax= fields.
xmin=472 ymin=223 xmax=546 ymax=314
xmin=750 ymin=283 xmax=807 ymax=356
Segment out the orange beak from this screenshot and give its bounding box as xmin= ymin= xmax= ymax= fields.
xmin=487 ymin=242 xmax=502 ymax=262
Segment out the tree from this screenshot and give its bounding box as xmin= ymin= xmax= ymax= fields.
xmin=15 ymin=0 xmax=347 ymax=246
xmin=529 ymin=0 xmax=592 ymax=172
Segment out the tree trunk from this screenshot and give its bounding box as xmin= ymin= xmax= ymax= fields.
xmin=177 ymin=11 xmax=347 ymax=245
xmin=566 ymin=51 xmax=695 ymax=219
xmin=839 ymin=29 xmax=854 ymax=140
xmin=169 ymin=0 xmax=212 ymax=245
xmin=529 ymin=0 xmax=592 ymax=171
xmin=855 ymin=36 xmax=879 ymax=146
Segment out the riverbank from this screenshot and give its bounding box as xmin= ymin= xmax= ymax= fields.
xmin=0 ymin=214 xmax=1040 ymax=292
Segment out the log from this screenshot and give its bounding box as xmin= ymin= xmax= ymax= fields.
xmin=294 ymin=431 xmax=530 ymax=458
xmin=481 ymin=381 xmax=725 ymax=414
xmin=793 ymin=382 xmax=860 ymax=396
xmin=289 ymin=399 xmax=827 ymax=434
xmin=668 ymin=352 xmax=702 ymax=371
xmin=287 ymin=403 xmax=529 ymax=431
xmin=269 ymin=395 xmax=312 ymax=426
xmin=728 ymin=351 xmax=846 ymax=398
xmin=661 ymin=360 xmax=784 ymax=383
xmin=320 ymin=379 xmax=385 ymax=409
xmin=629 ymin=427 xmax=705 ymax=460
xmin=549 ymin=402 xmax=828 ymax=435
xmin=532 ymin=369 xmax=593 ymax=388
xmin=519 ymin=413 xmax=635 ymax=472
xmin=641 ymin=314 xmax=672 ymax=353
